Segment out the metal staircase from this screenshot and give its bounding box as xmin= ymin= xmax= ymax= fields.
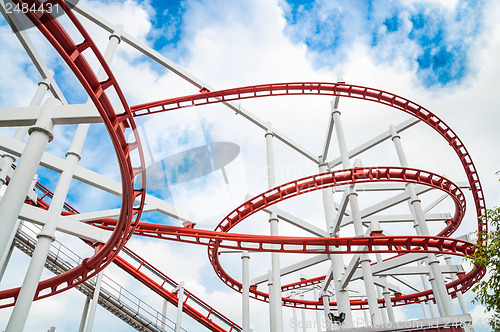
xmin=13 ymin=222 xmax=183 ymax=332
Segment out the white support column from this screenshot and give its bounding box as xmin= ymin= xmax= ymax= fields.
xmin=313 ymin=287 xmax=322 ymax=332
xmin=265 ymin=127 xmax=283 ymax=332
xmin=242 ymin=251 xmax=251 ymax=332
xmin=390 ymin=125 xmax=456 ymax=317
xmin=376 ymin=283 xmax=388 ymax=324
xmin=322 ymin=292 xmax=333 ymax=331
xmin=161 ymin=300 xmax=168 ymax=330
xmin=0 ymin=89 xmax=55 ymax=274
xmin=268 ymin=270 xmax=275 ymax=330
xmin=428 ymin=299 xmax=438 ymax=318
xmin=3 ymin=99 xmax=59 ymax=332
xmin=291 ymin=292 xmax=299 ymax=332
xmin=427 ymin=268 xmax=445 ymax=316
xmin=373 ymin=220 xmax=394 ymax=323
xmin=363 ymin=310 xmax=371 ymax=327
xmin=332 ymin=103 xmax=382 ymax=325
xmin=416 ymin=260 xmax=438 ymax=319
xmin=174 ymin=282 xmax=185 ymax=332
xmin=444 ymin=255 xmax=468 ymax=314
xmin=420 ymin=301 xmax=430 ymax=320
xmin=78 ymin=296 xmax=91 ymax=332
xmin=85 ymin=270 xmax=104 ymax=332
xmin=300 ymin=292 xmax=307 ymax=332
xmin=319 ymin=161 xmax=353 ymax=328
xmin=0 ymin=72 xmax=53 ymax=189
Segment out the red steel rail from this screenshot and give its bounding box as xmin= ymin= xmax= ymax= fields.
xmin=130 ymin=82 xmax=486 ymax=309
xmin=0 ymin=0 xmax=146 ymax=308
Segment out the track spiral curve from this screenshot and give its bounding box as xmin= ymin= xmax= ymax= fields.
xmin=131 ymin=82 xmax=487 ymax=310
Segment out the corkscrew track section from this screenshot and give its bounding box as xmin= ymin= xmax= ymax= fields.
xmin=131 ymin=82 xmax=487 ymax=310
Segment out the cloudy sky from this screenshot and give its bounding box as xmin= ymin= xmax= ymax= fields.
xmin=1 ymin=0 xmax=500 ymax=331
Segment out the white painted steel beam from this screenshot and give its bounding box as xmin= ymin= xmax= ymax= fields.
xmin=67 ymin=1 xmax=319 ymax=164
xmin=340 ymin=185 xmax=433 ymax=227
xmin=373 ymin=264 xmax=465 ymax=276
xmin=348 ymin=253 xmax=428 ymax=282
xmin=328 ymin=118 xmax=419 ymax=169
xmin=0 ymin=0 xmax=67 ymax=104
xmin=364 ymin=213 xmax=451 ymax=224
xmin=0 ymin=104 xmax=102 ymax=127
xmin=251 ymin=254 xmax=329 ymax=285
xmin=18 ymin=204 xmax=112 ymax=243
xmin=258 ymin=205 xmax=328 ymax=237
xmin=332 ymin=186 xmax=352 ymax=234
xmin=0 ymin=133 xmax=194 ymax=222
xmin=321 ymin=96 xmax=338 ymax=161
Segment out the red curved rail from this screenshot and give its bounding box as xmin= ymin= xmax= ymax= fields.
xmin=131 ymin=82 xmax=486 ymax=310
xmin=88 ymin=167 xmax=478 ymax=309
xmin=0 ymin=0 xmax=146 ymax=307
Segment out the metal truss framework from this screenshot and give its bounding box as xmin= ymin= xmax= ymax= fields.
xmin=0 ymin=0 xmax=486 ymax=331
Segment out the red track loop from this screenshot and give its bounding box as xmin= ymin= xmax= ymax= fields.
xmin=131 ymin=81 xmax=487 ymax=237
xmin=0 ymin=0 xmax=145 ymax=307
xmin=88 ymin=167 xmax=477 ymax=309
xmin=131 ymin=82 xmax=486 ymax=309
xmin=208 ymin=167 xmax=473 ymax=309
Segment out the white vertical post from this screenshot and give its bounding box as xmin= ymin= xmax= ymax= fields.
xmin=313 ymin=287 xmax=322 ymax=332
xmin=300 ymin=292 xmax=307 ymax=332
xmin=2 ymin=98 xmax=59 ymax=332
xmin=161 ymin=300 xmax=168 ymax=330
xmin=291 ymin=292 xmax=299 ymax=332
xmin=78 ymin=296 xmax=91 ymax=332
xmin=265 ymin=126 xmax=283 ymax=332
xmin=427 ymin=269 xmax=445 ymax=315
xmin=268 ymin=270 xmax=275 ymax=330
xmin=85 ymin=269 xmax=104 ymax=332
xmin=363 ymin=310 xmax=371 ymax=327
xmin=242 ymin=250 xmax=250 ymax=332
xmin=428 ymin=299 xmax=438 ymax=318
xmin=373 ymin=220 xmax=394 ymax=323
xmin=420 ymin=301 xmax=430 ymax=319
xmin=444 ymin=255 xmax=468 ymax=314
xmin=322 ymin=292 xmax=333 ymax=331
xmin=319 ymin=160 xmax=352 ymax=327
xmin=390 ymin=125 xmax=456 ymax=317
xmin=417 ymin=263 xmax=437 ymax=318
xmin=332 ymin=103 xmax=382 ymax=325
xmin=0 ymin=98 xmax=58 ymax=277
xmin=175 ymin=282 xmax=185 ymax=332
xmin=0 ymin=72 xmax=53 ymax=189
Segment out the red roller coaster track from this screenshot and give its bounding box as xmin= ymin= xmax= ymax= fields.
xmin=0 ymin=0 xmax=487 ymax=329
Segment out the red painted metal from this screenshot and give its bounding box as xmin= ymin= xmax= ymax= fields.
xmin=0 ymin=0 xmax=146 ymax=308
xmin=115 ymin=248 xmax=242 ymax=332
xmin=131 ymin=82 xmax=486 ymax=310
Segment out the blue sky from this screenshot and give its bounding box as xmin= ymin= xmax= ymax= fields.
xmin=1 ymin=0 xmax=500 ymax=331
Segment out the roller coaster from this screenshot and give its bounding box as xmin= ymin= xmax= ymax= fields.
xmin=0 ymin=1 xmax=485 ymax=331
